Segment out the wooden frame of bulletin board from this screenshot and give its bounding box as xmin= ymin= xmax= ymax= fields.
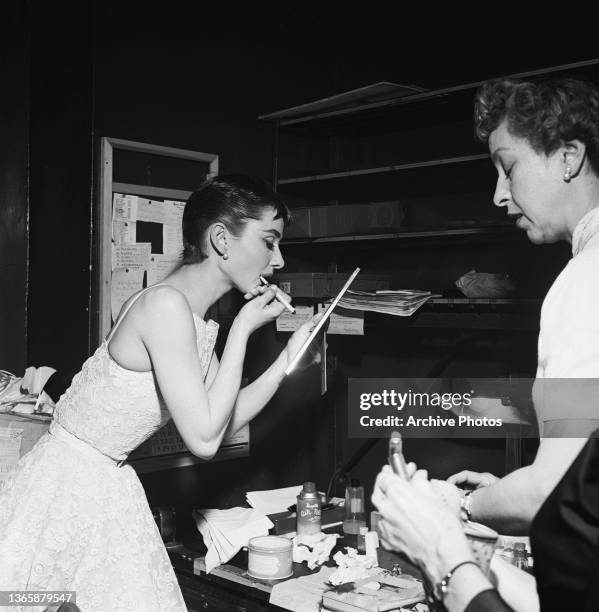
xmin=97 ymin=137 xmax=250 ymax=473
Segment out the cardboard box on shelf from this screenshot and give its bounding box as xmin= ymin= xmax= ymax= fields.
xmin=349 ymin=201 xmax=405 ymax=234
xmin=285 ymin=201 xmax=404 ymax=239
xmin=275 ymin=273 xmax=390 ymax=298
xmin=285 ymin=206 xmax=328 ymax=238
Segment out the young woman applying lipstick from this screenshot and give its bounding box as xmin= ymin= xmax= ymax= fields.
xmin=0 ymin=174 xmax=320 ymax=611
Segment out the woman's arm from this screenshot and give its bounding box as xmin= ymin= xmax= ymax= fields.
xmin=464 ymin=437 xmax=587 ymax=534
xmin=215 ymin=315 xmax=323 ymax=435
xmin=141 ymin=285 xmax=282 ymax=459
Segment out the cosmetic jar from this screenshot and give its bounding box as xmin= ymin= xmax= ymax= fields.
xmin=247 ymin=535 xmax=293 ymax=580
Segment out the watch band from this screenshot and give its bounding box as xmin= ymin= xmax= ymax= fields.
xmin=435 ymin=560 xmax=479 ymax=600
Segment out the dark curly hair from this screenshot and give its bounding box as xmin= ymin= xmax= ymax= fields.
xmin=182 ymin=173 xmax=290 ymax=264
xmin=473 ymin=77 xmax=599 ymax=176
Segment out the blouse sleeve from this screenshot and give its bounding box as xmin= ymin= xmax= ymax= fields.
xmin=464 ymin=589 xmax=515 ymax=612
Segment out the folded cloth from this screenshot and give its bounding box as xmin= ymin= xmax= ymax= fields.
xmin=193 ymin=507 xmax=274 ymax=572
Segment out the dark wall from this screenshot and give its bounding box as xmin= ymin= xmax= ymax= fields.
xmin=27 ymin=3 xmax=95 ymax=394
xmin=7 ymin=0 xmax=599 ymax=545
xmin=90 ymin=4 xmax=343 ymax=525
xmin=0 ymin=1 xmax=29 ymax=373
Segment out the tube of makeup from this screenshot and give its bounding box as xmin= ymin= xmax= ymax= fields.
xmin=388 ymin=430 xmax=410 ymax=480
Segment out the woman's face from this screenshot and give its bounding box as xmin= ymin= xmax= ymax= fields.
xmin=225 ymin=207 xmax=285 ymax=292
xmin=489 ymin=120 xmax=570 ymax=244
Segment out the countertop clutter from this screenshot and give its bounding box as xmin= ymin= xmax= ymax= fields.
xmin=168 ymin=535 xmax=427 ymax=612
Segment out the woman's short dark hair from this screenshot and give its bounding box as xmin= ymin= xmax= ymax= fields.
xmin=182 ymin=173 xmax=290 ymax=264
xmin=474 ymin=77 xmax=599 ymax=175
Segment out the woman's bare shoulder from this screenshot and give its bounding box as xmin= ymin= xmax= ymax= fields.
xmin=137 ymin=284 xmax=194 ymax=324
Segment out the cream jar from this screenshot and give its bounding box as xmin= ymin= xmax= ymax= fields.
xmin=247 ymin=535 xmax=293 ymax=580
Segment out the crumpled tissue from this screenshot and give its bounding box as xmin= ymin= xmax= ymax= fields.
xmin=193 ymin=507 xmax=274 ymax=572
xmin=292 ymin=531 xmax=340 ymax=569
xmin=0 ymin=366 xmax=56 ymax=416
xmin=328 ymin=547 xmax=378 ymax=586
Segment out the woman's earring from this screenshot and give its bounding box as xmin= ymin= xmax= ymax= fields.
xmin=222 ymin=251 xmax=229 ymax=260
xmin=563 ymin=166 xmax=572 ymax=182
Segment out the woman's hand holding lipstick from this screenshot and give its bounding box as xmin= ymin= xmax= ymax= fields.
xmin=259 ymin=276 xmax=295 ymax=313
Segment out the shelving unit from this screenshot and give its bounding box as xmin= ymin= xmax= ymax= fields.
xmin=278 ymin=153 xmax=489 ymax=184
xmin=261 ymin=58 xmax=599 ymax=323
xmin=283 ymin=225 xmax=517 ymax=245
xmin=259 ymin=60 xmax=599 ymax=483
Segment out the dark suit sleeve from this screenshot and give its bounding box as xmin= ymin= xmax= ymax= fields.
xmin=464 ymin=589 xmax=514 ymax=612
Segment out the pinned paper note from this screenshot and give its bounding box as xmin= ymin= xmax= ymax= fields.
xmin=163 ymin=200 xmax=186 ymax=226
xmin=138 ymin=198 xmax=167 ymax=224
xmin=112 ymin=220 xmax=137 ymax=245
xmin=317 ymin=304 xmax=364 ymax=335
xmin=113 ymin=193 xmax=138 ymax=222
xmin=148 ymin=254 xmax=180 ymax=285
xmin=112 ymin=243 xmax=151 ymax=270
xmin=150 ymin=421 xmax=187 ymax=455
xmin=162 ymin=224 xmax=184 ymax=256
xmin=111 ymin=268 xmax=144 ymax=322
xmin=276 ymin=305 xmax=314 ymax=332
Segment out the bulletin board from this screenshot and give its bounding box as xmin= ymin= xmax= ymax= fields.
xmin=97 ymin=137 xmax=249 ymax=473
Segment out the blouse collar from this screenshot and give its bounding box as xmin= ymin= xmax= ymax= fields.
xmin=572 ymin=206 xmax=599 ymax=257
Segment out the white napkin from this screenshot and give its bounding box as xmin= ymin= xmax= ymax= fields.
xmin=193 ymin=507 xmax=274 ymax=572
xmin=0 ymin=366 xmax=56 ymax=415
xmin=246 ymin=485 xmax=303 ymax=515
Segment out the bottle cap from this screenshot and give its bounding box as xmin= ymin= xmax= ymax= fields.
xmin=302 ymin=481 xmax=316 ymax=493
xmin=514 ymin=542 xmax=526 ymax=551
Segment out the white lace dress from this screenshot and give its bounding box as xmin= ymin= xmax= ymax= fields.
xmin=0 ymin=311 xmax=218 ymax=612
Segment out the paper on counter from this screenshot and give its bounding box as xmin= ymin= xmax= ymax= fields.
xmin=246 ymin=485 xmax=303 ymax=515
xmin=193 ymin=507 xmax=273 ymax=573
xmin=269 ymin=565 xmax=336 ymax=612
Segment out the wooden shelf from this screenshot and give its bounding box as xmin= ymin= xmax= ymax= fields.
xmin=282 ymin=226 xmax=517 ymax=245
xmin=262 ymin=58 xmax=599 ymax=128
xmin=278 ymin=153 xmax=489 ymax=185
xmin=363 ymin=309 xmax=540 ymax=331
xmin=427 ymin=298 xmax=541 ymax=306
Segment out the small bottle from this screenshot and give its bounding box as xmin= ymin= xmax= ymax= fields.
xmin=513 ymin=542 xmax=529 ymax=571
xmin=296 ymin=482 xmax=321 ymax=536
xmin=343 ymin=479 xmax=366 ymax=541
xmin=357 ymin=526 xmax=368 ymax=553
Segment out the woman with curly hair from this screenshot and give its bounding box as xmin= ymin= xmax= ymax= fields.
xmin=374 ymin=77 xmax=599 ymax=611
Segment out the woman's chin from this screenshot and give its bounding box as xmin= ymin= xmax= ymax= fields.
xmin=526 ymin=228 xmax=558 ymax=245
xmin=526 ymin=229 xmax=546 ymax=245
